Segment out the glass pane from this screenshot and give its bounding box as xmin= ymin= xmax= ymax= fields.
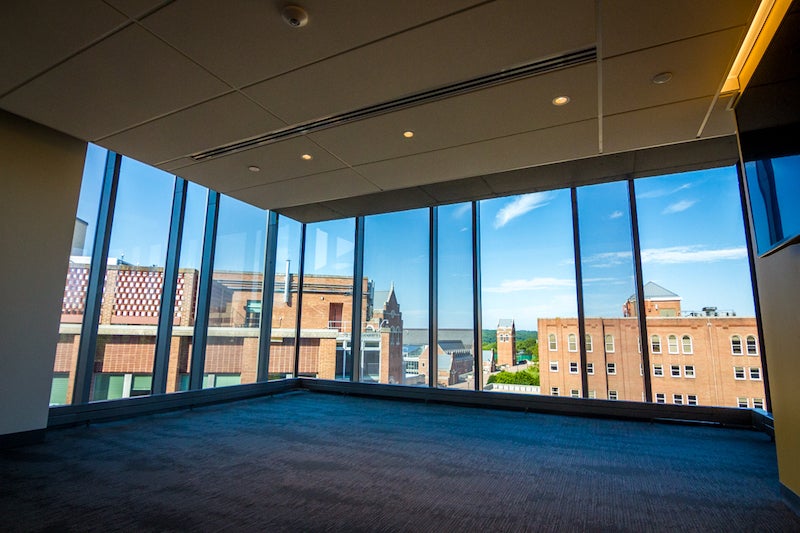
xmin=361 ymin=209 xmax=428 ymax=385
xmin=52 ymin=144 xmax=107 ymax=405
xmin=91 ymin=157 xmax=174 ymax=401
xmin=166 ymin=182 xmax=207 ymax=392
xmin=298 ymin=219 xmax=355 ymax=379
xmin=437 ymin=203 xmax=476 ymax=389
xmin=203 ymin=196 xmax=267 ymax=388
xmin=268 ymin=215 xmax=302 ymax=380
xmin=635 ymin=166 xmax=763 ymax=407
xmin=744 ymin=154 xmax=800 ymax=254
xmin=480 ymin=190 xmax=577 ymax=396
xmin=577 ymin=181 xmax=643 ymax=402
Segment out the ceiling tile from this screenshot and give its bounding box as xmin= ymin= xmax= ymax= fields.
xmin=0 ymin=1 xmax=128 ymax=95
xmin=103 ymin=0 xmax=170 ymax=19
xmin=245 ymin=0 xmax=595 ymax=125
xmin=421 ymin=176 xmax=492 ymax=203
xmin=603 ymin=98 xmax=711 ymax=154
xmin=141 ymin=0 xmax=483 ymax=89
xmin=0 ymin=24 xmax=230 ymax=141
xmin=603 ymin=28 xmax=745 ymax=116
xmin=355 ymin=120 xmax=598 ymax=191
xmin=231 ymin=169 xmax=381 ymax=210
xmin=310 ymin=63 xmax=597 ymax=166
xmin=278 ymin=203 xmax=345 ymax=224
xmin=321 ymin=187 xmax=437 ymax=219
xmin=98 ymin=92 xmax=287 ymax=165
xmin=601 ymin=0 xmax=758 ymax=58
xmin=172 ymin=136 xmax=346 ymax=193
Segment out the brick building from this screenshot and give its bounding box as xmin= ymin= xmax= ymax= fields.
xmin=538 ymin=282 xmax=765 ymax=408
xmin=52 ymin=259 xmax=403 ymax=404
xmin=496 ymin=318 xmax=516 ymax=368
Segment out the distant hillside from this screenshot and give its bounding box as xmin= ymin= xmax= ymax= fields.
xmin=482 ymin=330 xmax=537 ymax=344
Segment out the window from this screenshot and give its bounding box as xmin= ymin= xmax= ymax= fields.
xmin=570 ymin=389 xmax=580 ymax=398
xmin=668 ymin=335 xmax=679 ymax=354
xmin=548 ymin=333 xmax=557 ymax=351
xmin=585 ymin=334 xmax=593 ymax=352
xmin=587 ymin=390 xmax=597 ymax=399
xmin=650 ymin=335 xmax=661 ymax=354
xmin=673 ymin=394 xmax=683 ymax=405
xmin=653 ymin=364 xmax=664 ymax=377
xmin=605 ymin=334 xmax=615 ymax=353
xmin=670 ymin=365 xmax=680 ymax=378
xmin=608 ymin=390 xmax=618 ymax=400
xmin=684 ymin=365 xmax=695 ymax=378
xmin=737 ymin=397 xmax=749 ymax=408
xmin=655 ymin=393 xmax=665 ymax=404
xmin=551 ymin=387 xmax=559 ymax=396
xmin=607 ymin=363 xmax=616 ymax=375
xmin=681 ymin=335 xmax=693 ymax=354
xmin=569 ymin=362 xmax=578 ymax=374
xmin=586 ymin=363 xmax=594 ymax=375
xmin=749 ymin=367 xmax=761 ymax=380
xmin=550 ymin=361 xmax=559 ymax=372
xmin=567 ymin=333 xmax=578 ymax=352
xmin=687 ymin=395 xmax=698 ymax=406
xmin=753 ymin=398 xmax=764 ymax=410
xmin=746 ymin=335 xmax=758 ymax=355
xmin=731 ymin=335 xmax=743 ymax=355
xmin=734 ymin=367 xmax=746 ymax=380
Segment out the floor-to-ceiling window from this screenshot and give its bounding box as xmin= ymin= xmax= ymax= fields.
xmin=268 ymin=215 xmax=302 ymax=380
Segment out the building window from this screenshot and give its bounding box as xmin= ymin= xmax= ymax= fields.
xmin=749 ymin=367 xmax=761 ymax=380
xmin=570 ymin=389 xmax=580 ymax=398
xmin=746 ymin=335 xmax=758 ymax=355
xmin=607 ymin=363 xmax=616 ymax=375
xmin=569 ymin=361 xmax=578 ymax=374
xmin=753 ymin=398 xmax=764 ymax=410
xmin=687 ymin=395 xmax=698 ymax=406
xmin=731 ymin=335 xmax=743 ymax=355
xmin=681 ymin=335 xmax=693 ymax=354
xmin=585 ymin=334 xmax=593 ymax=352
xmin=608 ymin=390 xmax=618 ymax=400
xmin=588 ymin=390 xmax=596 ymax=399
xmin=670 ymin=365 xmax=681 ymax=377
xmin=586 ymin=363 xmax=594 ymax=375
xmin=655 ymin=393 xmax=666 ymax=404
xmin=548 ymin=333 xmax=557 ymax=351
xmin=734 ymin=366 xmax=746 ymax=380
xmin=567 ymin=333 xmax=578 ymax=352
xmin=668 ymin=335 xmax=679 ymax=354
xmin=737 ymin=397 xmax=749 ymax=408
xmin=684 ymin=365 xmax=695 ymax=378
xmin=550 ymin=361 xmax=559 ymax=372
xmin=650 ymin=335 xmax=661 ymax=354
xmin=673 ymin=394 xmax=683 ymax=405
xmin=551 ymin=387 xmax=559 ymax=396
xmin=653 ymin=364 xmax=664 ymax=377
xmin=605 ymin=334 xmax=614 ymax=353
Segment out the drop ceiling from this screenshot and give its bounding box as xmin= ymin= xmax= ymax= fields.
xmin=0 ymin=0 xmax=760 ymax=221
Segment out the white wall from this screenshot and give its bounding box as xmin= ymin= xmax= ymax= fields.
xmin=0 ymin=110 xmax=86 ymax=436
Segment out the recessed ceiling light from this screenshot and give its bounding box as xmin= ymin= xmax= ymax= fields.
xmin=652 ymin=71 xmax=673 ymax=84
xmin=403 ymin=130 xmax=414 ymax=138
xmin=248 ymin=165 xmax=260 ymax=172
xmin=301 ymin=153 xmax=312 ymax=160
xmin=552 ymin=95 xmax=570 ymax=106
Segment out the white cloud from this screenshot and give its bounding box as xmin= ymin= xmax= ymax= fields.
xmin=582 ymin=251 xmax=632 ymax=267
xmin=452 ymin=203 xmax=471 ymax=219
xmin=662 ymin=199 xmax=697 ymax=214
xmin=641 ymin=245 xmax=747 ymax=264
xmin=484 ymin=277 xmax=574 ymax=293
xmin=494 ymin=192 xmax=552 ymax=228
xmin=638 ymin=182 xmax=694 ymax=199
xmin=608 ymin=210 xmax=623 ymax=219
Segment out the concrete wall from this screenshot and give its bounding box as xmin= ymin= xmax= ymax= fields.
xmin=753 ymin=245 xmax=800 ymax=498
xmin=0 ymin=110 xmax=86 ymax=436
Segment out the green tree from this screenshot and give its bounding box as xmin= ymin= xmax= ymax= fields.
xmin=487 ymin=367 xmax=539 ymax=386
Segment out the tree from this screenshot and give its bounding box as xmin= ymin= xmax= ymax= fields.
xmin=486 ymin=367 xmax=539 ymax=386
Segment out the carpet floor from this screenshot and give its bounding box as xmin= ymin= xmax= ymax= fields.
xmin=1 ymin=390 xmax=798 ymax=532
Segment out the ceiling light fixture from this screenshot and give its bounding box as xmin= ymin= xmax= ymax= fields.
xmin=248 ymin=165 xmax=261 ymax=172
xmin=301 ymin=154 xmax=312 ymax=160
xmin=651 ymin=72 xmax=673 ymax=84
xmin=403 ymin=130 xmax=414 ymax=138
xmin=552 ymin=95 xmax=570 ymax=106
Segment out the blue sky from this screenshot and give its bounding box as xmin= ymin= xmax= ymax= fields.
xmin=75 ymin=144 xmax=757 ymax=331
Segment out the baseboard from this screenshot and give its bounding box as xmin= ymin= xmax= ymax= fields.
xmin=781 ymin=483 xmax=800 ymax=517
xmin=0 ymin=428 xmax=46 ymax=449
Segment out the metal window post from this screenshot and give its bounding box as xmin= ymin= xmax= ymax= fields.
xmin=472 ymin=202 xmax=483 ymax=391
xmin=257 ymin=211 xmax=280 ymax=382
xmin=293 ymin=224 xmax=307 ymax=378
xmin=351 ymin=217 xmax=365 ymax=382
xmin=428 ymin=207 xmax=439 ymax=388
xmin=628 ymin=178 xmax=653 ymax=403
xmin=571 ymin=188 xmax=590 ymax=398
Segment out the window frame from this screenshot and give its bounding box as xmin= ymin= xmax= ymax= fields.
xmin=734 ymin=366 xmax=746 ymax=380
xmin=549 ymin=361 xmax=559 ymax=373
xmin=650 ymin=334 xmax=662 ymax=354
xmin=548 ymin=333 xmax=557 ymax=351
xmin=606 ymin=362 xmax=616 ymax=375
xmin=731 ymin=335 xmax=743 ymax=355
xmin=681 ymin=335 xmax=693 ymax=354
xmin=567 ymin=333 xmax=578 ymax=352
xmin=684 ymin=365 xmax=695 ymax=378
xmin=653 ymin=364 xmax=664 ymax=377
xmin=667 ymin=334 xmax=679 ymax=354
xmin=605 ymin=334 xmax=614 ymax=353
